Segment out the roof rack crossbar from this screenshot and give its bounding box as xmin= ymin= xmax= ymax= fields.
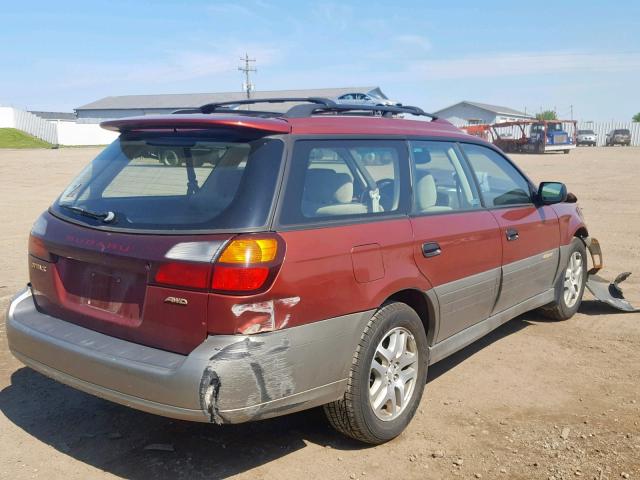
xmin=174 ymin=97 xmax=438 ymax=120
xmin=192 ymin=97 xmax=337 ymax=115
xmin=284 ymin=102 xmax=438 ymax=120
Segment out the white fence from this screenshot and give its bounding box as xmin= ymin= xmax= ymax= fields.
xmin=577 ymin=121 xmax=640 ymax=146
xmin=0 ymin=107 xmax=117 ymax=146
xmin=55 ymin=120 xmax=118 ymax=146
xmin=13 ymin=108 xmax=58 ymax=144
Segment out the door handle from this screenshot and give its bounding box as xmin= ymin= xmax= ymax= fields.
xmin=506 ymin=228 xmax=519 ymax=241
xmin=422 ymin=242 xmax=442 ymax=258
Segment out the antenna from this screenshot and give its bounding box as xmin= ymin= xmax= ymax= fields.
xmin=238 ymin=53 xmax=256 ymax=99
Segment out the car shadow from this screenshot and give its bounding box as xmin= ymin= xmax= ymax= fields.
xmin=0 ymin=311 xmax=544 ymax=479
xmin=576 ymin=299 xmax=638 ymax=316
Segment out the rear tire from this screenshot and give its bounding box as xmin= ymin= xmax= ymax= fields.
xmin=540 ymin=238 xmax=587 ymax=320
xmin=323 ymin=302 xmax=428 ymax=444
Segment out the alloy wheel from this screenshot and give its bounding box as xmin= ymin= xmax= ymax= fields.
xmin=368 ymin=327 xmax=418 ymax=421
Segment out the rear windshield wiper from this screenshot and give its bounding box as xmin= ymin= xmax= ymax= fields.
xmin=60 ymin=205 xmax=116 ymax=223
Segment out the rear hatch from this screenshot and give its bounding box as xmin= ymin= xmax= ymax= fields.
xmin=29 ymin=120 xmax=287 ymax=354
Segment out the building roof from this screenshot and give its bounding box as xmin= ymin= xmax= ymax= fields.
xmin=29 ymin=111 xmax=77 ymax=121
xmin=76 ymin=87 xmax=379 ymax=111
xmin=433 ymin=101 xmax=531 ymax=118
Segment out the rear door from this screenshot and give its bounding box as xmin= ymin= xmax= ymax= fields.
xmin=408 ymin=141 xmax=502 ymax=342
xmin=460 ymin=143 xmax=560 ymax=312
xmin=275 ymin=139 xmax=421 ymax=328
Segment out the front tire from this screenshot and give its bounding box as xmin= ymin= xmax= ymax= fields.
xmin=324 ymin=302 xmax=428 ymax=444
xmin=540 ymin=238 xmax=587 ymax=320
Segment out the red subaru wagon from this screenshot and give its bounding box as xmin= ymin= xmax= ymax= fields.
xmin=6 ymin=98 xmax=590 ymax=444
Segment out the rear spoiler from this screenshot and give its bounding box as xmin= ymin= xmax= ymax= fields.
xmin=100 ymin=114 xmax=291 ymax=135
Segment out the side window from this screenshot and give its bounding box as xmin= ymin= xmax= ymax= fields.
xmin=279 ymin=140 xmax=408 ymax=224
xmin=462 ymin=143 xmax=532 ymax=207
xmin=410 ymin=141 xmax=481 ymax=214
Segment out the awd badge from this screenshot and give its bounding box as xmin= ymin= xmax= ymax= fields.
xmin=164 ymin=296 xmax=188 ymax=306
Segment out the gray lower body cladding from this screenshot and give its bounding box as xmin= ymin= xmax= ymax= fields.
xmin=5 ymin=288 xmax=373 ymax=424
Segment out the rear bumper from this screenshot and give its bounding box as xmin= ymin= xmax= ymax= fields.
xmin=6 ymin=287 xmax=372 ymax=424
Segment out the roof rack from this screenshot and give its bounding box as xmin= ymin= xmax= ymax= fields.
xmin=173 ymin=97 xmax=438 ymax=120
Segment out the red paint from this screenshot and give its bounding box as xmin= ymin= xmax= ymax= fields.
xmin=206 ymin=218 xmax=428 ymax=334
xmin=351 ymin=244 xmax=385 ymax=283
xmin=552 ymin=202 xmax=588 ymax=244
xmin=101 ymin=114 xmax=291 ymax=134
xmin=410 ymin=211 xmax=502 ymax=287
xmin=489 ymin=205 xmax=560 ymax=264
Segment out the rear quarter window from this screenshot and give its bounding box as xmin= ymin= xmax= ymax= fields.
xmin=278 ymin=139 xmax=410 ymax=225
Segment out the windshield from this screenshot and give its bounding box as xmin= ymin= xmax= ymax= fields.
xmin=614 ymin=129 xmax=630 ymax=135
xmin=579 ymin=130 xmax=595 ymax=135
xmin=52 ymin=134 xmax=284 ymax=232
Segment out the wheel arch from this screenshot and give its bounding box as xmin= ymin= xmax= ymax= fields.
xmin=384 ymin=288 xmax=438 ymax=346
xmin=574 ymin=226 xmax=588 ymax=239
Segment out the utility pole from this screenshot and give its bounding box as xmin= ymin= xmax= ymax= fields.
xmin=238 ymin=53 xmax=256 ymax=99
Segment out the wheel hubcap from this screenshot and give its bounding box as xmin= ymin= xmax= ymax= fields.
xmin=369 ymin=327 xmax=418 ymax=421
xmin=563 ymin=251 xmax=584 ymax=308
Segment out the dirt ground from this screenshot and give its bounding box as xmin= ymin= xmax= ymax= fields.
xmin=0 ymin=146 xmax=638 ymax=480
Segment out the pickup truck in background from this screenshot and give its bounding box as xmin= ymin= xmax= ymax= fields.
xmin=606 ymin=129 xmax=632 ymax=146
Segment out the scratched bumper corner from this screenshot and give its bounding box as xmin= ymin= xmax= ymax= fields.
xmin=6 ymin=287 xmax=366 ymax=424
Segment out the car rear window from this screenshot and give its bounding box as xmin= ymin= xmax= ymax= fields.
xmin=614 ymin=129 xmax=630 ymax=135
xmin=51 ymin=134 xmax=284 ymax=232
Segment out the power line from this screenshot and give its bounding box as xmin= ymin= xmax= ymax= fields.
xmin=238 ymin=53 xmax=256 ymax=99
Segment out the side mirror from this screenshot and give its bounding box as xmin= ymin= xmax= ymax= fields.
xmin=538 ymin=182 xmax=568 ymax=205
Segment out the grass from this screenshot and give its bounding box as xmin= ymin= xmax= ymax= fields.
xmin=0 ymin=128 xmax=53 ymax=149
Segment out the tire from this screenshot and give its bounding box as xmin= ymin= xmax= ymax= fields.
xmin=564 ymin=150 xmax=570 ymax=154
xmin=540 ymin=238 xmax=587 ymax=320
xmin=161 ymin=150 xmax=180 ymax=167
xmin=323 ymin=302 xmax=428 ymax=444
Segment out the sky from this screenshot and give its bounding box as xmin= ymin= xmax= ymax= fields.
xmin=1 ymin=0 xmax=638 ymax=121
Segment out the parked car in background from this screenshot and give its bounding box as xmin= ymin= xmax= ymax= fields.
xmin=6 ymin=98 xmax=593 ymax=445
xmin=577 ymin=129 xmax=597 ymax=147
xmin=606 ymin=129 xmax=631 ymax=146
xmin=336 ymin=91 xmax=401 ymax=107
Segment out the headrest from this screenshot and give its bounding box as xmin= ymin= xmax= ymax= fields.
xmin=304 ymin=169 xmax=353 ymax=204
xmin=413 ymin=147 xmax=432 ymax=165
xmin=416 ymin=174 xmax=437 ymax=210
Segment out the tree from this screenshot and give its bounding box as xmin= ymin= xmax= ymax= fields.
xmin=536 ymin=110 xmax=558 ymax=121
xmin=633 ymin=112 xmax=640 ymax=122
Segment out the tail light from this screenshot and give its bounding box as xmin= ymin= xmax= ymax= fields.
xmin=153 ymin=234 xmax=284 ymax=295
xmin=155 ymin=262 xmax=211 ymax=290
xmin=29 ymin=234 xmax=55 ymax=262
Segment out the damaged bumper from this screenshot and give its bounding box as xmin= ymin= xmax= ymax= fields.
xmin=6 ymin=287 xmax=372 ymax=424
xmin=584 ymin=238 xmax=639 ymax=312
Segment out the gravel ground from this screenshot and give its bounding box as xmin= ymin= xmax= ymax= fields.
xmin=0 ymin=146 xmax=638 ymax=480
